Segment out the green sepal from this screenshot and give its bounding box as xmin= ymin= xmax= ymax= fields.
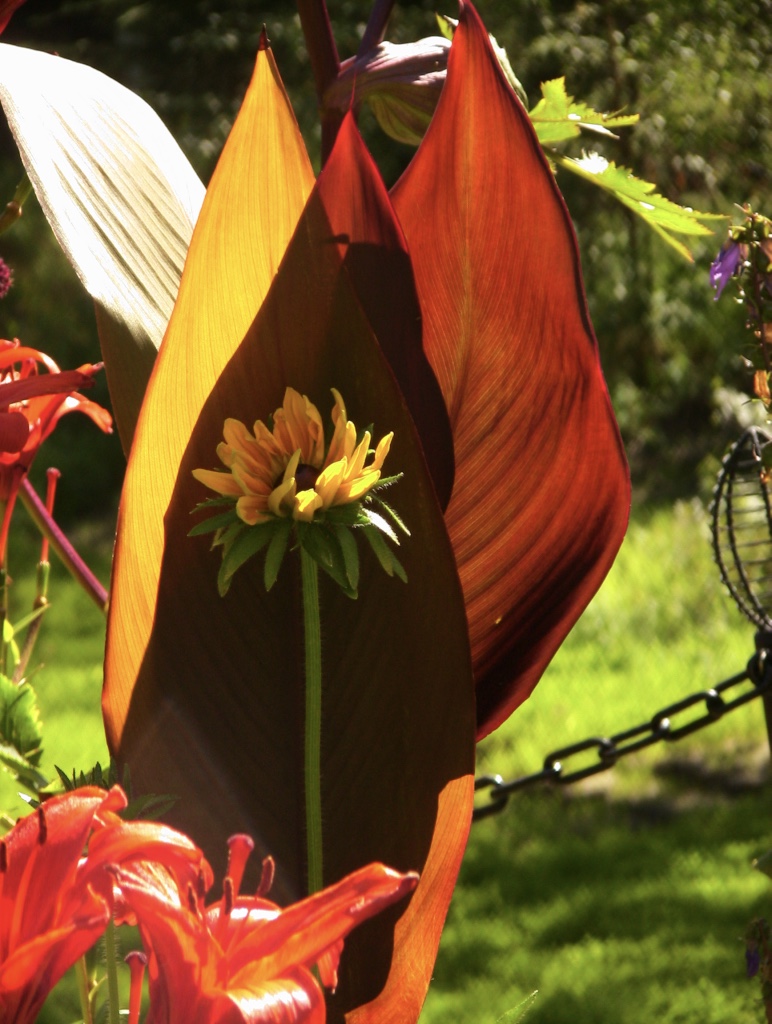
xmin=322 ymin=502 xmax=368 ymax=528
xmin=332 ymin=523 xmax=360 ymax=594
xmin=298 ymin=523 xmax=358 ymax=599
xmin=217 ymin=521 xmax=278 ymax=596
xmin=361 ymin=524 xmax=408 ymax=583
xmin=368 ymin=495 xmax=411 ymax=536
xmin=363 ymin=507 xmax=400 ymax=544
xmin=264 ymin=520 xmax=292 ymax=591
xmin=50 ymin=758 xmax=177 ymax=820
xmin=188 ymin=506 xmax=241 ymax=537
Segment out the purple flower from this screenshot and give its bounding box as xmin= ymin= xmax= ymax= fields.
xmin=0 ymin=257 xmax=12 ymax=300
xmin=746 ymin=944 xmax=761 ymax=978
xmin=710 ymin=241 xmax=743 ymax=300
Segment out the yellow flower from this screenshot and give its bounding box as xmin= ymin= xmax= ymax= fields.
xmin=193 ymin=387 xmax=393 ymax=525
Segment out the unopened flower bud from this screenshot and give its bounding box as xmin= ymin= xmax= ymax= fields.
xmin=325 ymin=37 xmax=450 ymax=146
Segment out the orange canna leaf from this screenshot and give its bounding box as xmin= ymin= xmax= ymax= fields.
xmin=103 ymin=34 xmax=315 ymax=746
xmin=391 ymin=1 xmax=631 ymax=738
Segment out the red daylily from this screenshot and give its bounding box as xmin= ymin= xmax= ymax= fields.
xmin=0 ymin=337 xmax=112 ymax=561
xmin=113 ymin=835 xmax=418 ymax=1024
xmin=0 ymin=787 xmax=116 ymax=1024
xmin=0 ymin=785 xmax=210 ymax=1024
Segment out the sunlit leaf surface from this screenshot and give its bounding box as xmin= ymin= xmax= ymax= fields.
xmin=391 ymin=1 xmax=631 ymax=737
xmin=0 ymin=43 xmax=204 ymax=444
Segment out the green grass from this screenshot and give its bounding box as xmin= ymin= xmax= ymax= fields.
xmin=0 ymin=514 xmax=111 ymax=821
xmin=3 ymin=498 xmax=771 ymax=1023
xmin=422 ymin=499 xmax=772 ymax=1024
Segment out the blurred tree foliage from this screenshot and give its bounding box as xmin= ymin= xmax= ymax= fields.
xmin=0 ymin=0 xmax=770 ymax=520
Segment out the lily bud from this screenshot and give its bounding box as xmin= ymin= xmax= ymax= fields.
xmin=325 ymin=37 xmax=450 ymax=146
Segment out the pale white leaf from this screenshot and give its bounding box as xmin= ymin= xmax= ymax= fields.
xmin=0 ymin=43 xmax=203 ymax=354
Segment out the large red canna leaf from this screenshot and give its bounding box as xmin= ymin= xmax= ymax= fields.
xmin=313 ymin=112 xmax=455 ymax=511
xmin=104 ymin=40 xmax=475 ymax=1024
xmin=391 ymin=1 xmax=631 ymax=738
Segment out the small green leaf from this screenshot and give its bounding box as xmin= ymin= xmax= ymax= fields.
xmin=529 ymin=78 xmax=638 ymax=145
xmin=0 ymin=673 xmax=43 ymax=767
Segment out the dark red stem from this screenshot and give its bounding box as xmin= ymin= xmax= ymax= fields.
xmin=296 ymin=0 xmax=342 ymax=163
xmin=357 ymin=0 xmax=397 ymax=55
xmin=19 ymin=478 xmax=108 ymax=613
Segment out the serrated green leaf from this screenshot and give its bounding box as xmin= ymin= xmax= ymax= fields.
xmin=552 ymin=151 xmax=724 ymax=260
xmin=0 ymin=673 xmax=43 ymax=766
xmin=529 ymin=78 xmax=638 ymax=145
xmin=263 ymin=522 xmax=291 ymax=591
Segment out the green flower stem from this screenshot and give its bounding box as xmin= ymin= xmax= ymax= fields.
xmin=103 ymin=919 xmax=121 ymax=1024
xmin=301 ymin=547 xmax=324 ymax=895
xmin=75 ymin=956 xmax=93 ymax=1024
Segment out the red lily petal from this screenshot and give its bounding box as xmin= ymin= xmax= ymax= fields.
xmin=0 ymin=411 xmax=28 ymax=453
xmin=391 ymin=1 xmax=630 ymax=737
xmin=0 ymin=788 xmax=120 ymax=1024
xmin=113 ymin=858 xmax=416 ymax=1024
xmin=0 ymin=365 xmax=98 ymax=409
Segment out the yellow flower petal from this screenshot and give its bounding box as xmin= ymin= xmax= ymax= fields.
xmin=293 ymin=488 xmax=324 ymax=521
xmin=191 ymin=468 xmax=242 ymax=496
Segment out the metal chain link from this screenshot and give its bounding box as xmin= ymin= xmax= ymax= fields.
xmin=473 ymin=649 xmax=772 ymax=822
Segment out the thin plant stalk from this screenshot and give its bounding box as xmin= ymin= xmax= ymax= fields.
xmin=19 ymin=478 xmax=108 ymax=613
xmin=301 ymin=547 xmax=324 ymax=895
xmin=74 ymin=956 xmax=93 ymax=1024
xmin=103 ymin=919 xmax=121 ymax=1024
